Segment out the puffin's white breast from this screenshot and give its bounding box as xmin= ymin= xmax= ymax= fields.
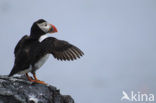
xmin=34 ymin=54 xmax=50 ymax=69
xmin=35 ymin=34 xmax=50 ymax=69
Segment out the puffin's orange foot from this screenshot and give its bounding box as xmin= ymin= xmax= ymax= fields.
xmin=33 ymin=80 xmax=47 ymax=85
xmin=28 ymin=79 xmax=47 ymax=85
xmin=26 ymin=73 xmax=47 ymax=85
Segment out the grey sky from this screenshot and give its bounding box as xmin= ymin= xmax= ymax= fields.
xmin=0 ymin=0 xmax=156 ymax=103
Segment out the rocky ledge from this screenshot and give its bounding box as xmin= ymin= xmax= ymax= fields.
xmin=0 ymin=75 xmax=74 ymax=103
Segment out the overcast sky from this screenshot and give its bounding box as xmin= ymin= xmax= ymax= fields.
xmin=0 ymin=0 xmax=156 ymax=103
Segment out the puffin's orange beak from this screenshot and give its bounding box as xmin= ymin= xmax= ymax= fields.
xmin=49 ymin=24 xmax=58 ymax=33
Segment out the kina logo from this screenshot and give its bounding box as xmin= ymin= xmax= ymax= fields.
xmin=121 ymin=91 xmax=154 ymax=102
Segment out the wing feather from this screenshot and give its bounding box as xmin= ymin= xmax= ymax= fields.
xmin=41 ymin=37 xmax=84 ymax=61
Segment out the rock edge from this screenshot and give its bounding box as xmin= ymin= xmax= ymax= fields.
xmin=0 ymin=75 xmax=74 ymax=103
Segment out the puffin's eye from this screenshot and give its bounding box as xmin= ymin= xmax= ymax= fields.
xmin=45 ymin=24 xmax=47 ymax=26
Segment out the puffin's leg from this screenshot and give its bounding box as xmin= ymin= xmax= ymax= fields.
xmin=33 ymin=72 xmax=38 ymax=80
xmin=32 ymin=72 xmax=47 ymax=85
xmin=26 ymin=73 xmax=36 ymax=82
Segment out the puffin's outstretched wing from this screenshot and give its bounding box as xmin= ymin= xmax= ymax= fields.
xmin=41 ymin=37 xmax=84 ymax=61
xmin=14 ymin=35 xmax=29 ymax=57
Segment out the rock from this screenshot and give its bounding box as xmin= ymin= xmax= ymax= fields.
xmin=0 ymin=75 xmax=74 ymax=103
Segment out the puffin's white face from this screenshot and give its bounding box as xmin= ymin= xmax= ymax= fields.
xmin=37 ymin=21 xmax=58 ymax=42
xmin=37 ymin=22 xmax=51 ymax=33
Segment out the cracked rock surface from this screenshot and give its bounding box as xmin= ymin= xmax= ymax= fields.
xmin=0 ymin=75 xmax=74 ymax=103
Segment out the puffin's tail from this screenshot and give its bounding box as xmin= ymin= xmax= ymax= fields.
xmin=8 ymin=65 xmax=17 ymax=77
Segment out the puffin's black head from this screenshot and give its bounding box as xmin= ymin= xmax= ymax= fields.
xmin=30 ymin=19 xmax=57 ymax=38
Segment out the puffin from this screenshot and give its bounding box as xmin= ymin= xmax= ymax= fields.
xmin=8 ymin=19 xmax=84 ymax=84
